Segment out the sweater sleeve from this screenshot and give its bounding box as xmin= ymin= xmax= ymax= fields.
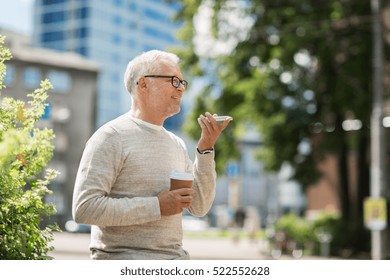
xmin=72 ymin=127 xmax=161 ymax=226
xmin=187 ymin=149 xmax=217 ymax=217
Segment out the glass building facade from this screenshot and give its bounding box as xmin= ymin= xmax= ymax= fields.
xmin=33 ymin=0 xmax=184 ymax=129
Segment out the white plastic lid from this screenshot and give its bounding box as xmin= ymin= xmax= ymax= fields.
xmin=170 ymin=170 xmax=193 ymax=180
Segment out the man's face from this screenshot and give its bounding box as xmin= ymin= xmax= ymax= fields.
xmin=146 ymin=65 xmax=186 ymax=118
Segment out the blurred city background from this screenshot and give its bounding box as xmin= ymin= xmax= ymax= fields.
xmin=1 ymin=0 xmax=389 ymax=260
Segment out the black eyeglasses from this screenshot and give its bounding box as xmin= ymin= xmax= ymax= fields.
xmin=143 ymin=75 xmax=188 ymax=89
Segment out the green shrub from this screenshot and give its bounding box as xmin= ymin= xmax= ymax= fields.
xmin=271 ymin=211 xmax=367 ymax=257
xmin=275 ymin=213 xmax=315 ymax=246
xmin=312 ymin=211 xmax=370 ymax=257
xmin=272 ymin=213 xmax=316 ymax=255
xmin=0 ymin=35 xmax=59 ymax=259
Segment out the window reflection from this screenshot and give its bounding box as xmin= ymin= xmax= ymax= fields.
xmin=23 ymin=67 xmax=41 ymax=89
xmin=4 ymin=64 xmax=15 ymax=86
xmin=47 ymin=70 xmax=71 ymax=93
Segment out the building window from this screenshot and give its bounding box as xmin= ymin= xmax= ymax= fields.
xmin=74 ymin=27 xmax=88 ymax=38
xmin=23 ymin=67 xmax=41 ymax=89
xmin=127 ymin=39 xmax=137 ymax=48
xmin=75 ymin=47 xmax=88 ymax=56
xmin=42 ymin=11 xmax=66 ymax=24
xmin=128 ymin=2 xmax=137 ymax=11
xmin=47 ymin=70 xmax=71 ymax=93
xmin=112 ymin=34 xmax=122 ymax=45
xmin=41 ymin=31 xmax=65 ymax=42
xmin=42 ymin=41 xmax=66 ymax=52
xmin=143 ymin=44 xmax=157 ymax=52
xmin=4 ymin=64 xmax=16 ymax=86
xmin=112 ymin=15 xmax=123 ymax=26
xmin=42 ymin=0 xmax=66 ymax=5
xmin=128 ymin=21 xmax=137 ymax=30
xmin=143 ymin=8 xmax=169 ymax=23
xmin=75 ymin=7 xmax=89 ymax=19
xmin=143 ymin=27 xmax=174 ymax=43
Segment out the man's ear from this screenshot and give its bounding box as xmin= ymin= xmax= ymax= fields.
xmin=137 ymin=77 xmax=147 ymax=90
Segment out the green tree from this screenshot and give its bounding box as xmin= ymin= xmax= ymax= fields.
xmin=172 ymin=0 xmax=389 ymax=255
xmin=0 ymin=35 xmax=59 ymax=259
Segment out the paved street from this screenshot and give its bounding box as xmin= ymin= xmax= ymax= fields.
xmin=48 ymin=232 xmax=329 ymax=260
xmin=48 ymin=232 xmax=266 ymax=260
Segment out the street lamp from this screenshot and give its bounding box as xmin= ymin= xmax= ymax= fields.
xmin=369 ymin=0 xmax=388 ymax=260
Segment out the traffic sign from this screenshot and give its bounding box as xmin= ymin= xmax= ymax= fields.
xmin=364 ymin=197 xmax=387 ymax=231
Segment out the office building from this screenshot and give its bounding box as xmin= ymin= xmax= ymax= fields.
xmin=32 ymin=0 xmax=184 ymax=129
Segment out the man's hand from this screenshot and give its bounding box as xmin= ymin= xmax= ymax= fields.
xmin=158 ymin=188 xmax=194 ymax=216
xmin=197 ymin=112 xmax=233 ymax=151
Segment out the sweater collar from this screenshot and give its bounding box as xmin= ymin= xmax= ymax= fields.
xmin=128 ymin=114 xmax=163 ymax=131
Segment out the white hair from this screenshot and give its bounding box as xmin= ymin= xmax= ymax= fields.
xmin=124 ymin=50 xmax=180 ymax=95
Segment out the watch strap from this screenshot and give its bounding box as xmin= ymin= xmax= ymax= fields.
xmin=197 ymin=147 xmax=214 ymax=154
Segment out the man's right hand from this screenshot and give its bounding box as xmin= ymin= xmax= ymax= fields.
xmin=157 ymin=188 xmax=194 ymax=216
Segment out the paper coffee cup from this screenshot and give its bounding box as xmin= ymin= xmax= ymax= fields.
xmin=170 ymin=170 xmax=193 ymax=191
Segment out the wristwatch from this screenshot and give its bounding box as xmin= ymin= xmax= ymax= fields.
xmin=197 ymin=147 xmax=214 ymax=154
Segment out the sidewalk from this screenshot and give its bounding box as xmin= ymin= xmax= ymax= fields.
xmin=49 ymin=232 xmax=330 ymax=260
xmin=49 ymin=232 xmax=265 ymax=260
xmin=49 ymin=232 xmax=90 ymax=260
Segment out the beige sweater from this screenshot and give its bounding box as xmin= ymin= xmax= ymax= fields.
xmin=72 ymin=112 xmax=216 ymax=259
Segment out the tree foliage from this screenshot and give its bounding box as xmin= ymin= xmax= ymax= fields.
xmin=0 ymin=36 xmax=59 ymax=259
xmin=172 ymin=0 xmax=390 ymax=254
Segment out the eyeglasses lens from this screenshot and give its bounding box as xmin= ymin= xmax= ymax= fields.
xmin=172 ymin=77 xmax=187 ymax=89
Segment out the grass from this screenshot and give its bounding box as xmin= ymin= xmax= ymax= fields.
xmin=183 ymin=228 xmax=266 ymax=240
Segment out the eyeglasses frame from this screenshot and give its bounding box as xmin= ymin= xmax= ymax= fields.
xmin=141 ymin=75 xmax=188 ymax=89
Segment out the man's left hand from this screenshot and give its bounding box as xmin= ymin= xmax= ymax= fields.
xmin=197 ymin=112 xmax=232 ymax=151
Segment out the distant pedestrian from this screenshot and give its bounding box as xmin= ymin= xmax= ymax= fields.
xmin=234 ymin=208 xmax=247 ymax=228
xmin=232 ymin=208 xmax=246 ymax=243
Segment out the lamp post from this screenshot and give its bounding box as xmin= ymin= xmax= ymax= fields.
xmin=370 ymin=0 xmax=387 ymax=260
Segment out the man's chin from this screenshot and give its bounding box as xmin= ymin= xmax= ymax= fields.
xmin=167 ymin=108 xmax=181 ymax=118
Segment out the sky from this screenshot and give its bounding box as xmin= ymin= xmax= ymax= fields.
xmin=0 ymin=0 xmax=34 ymax=35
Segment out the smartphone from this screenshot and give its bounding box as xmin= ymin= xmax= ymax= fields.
xmin=214 ymin=116 xmax=232 ymax=124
